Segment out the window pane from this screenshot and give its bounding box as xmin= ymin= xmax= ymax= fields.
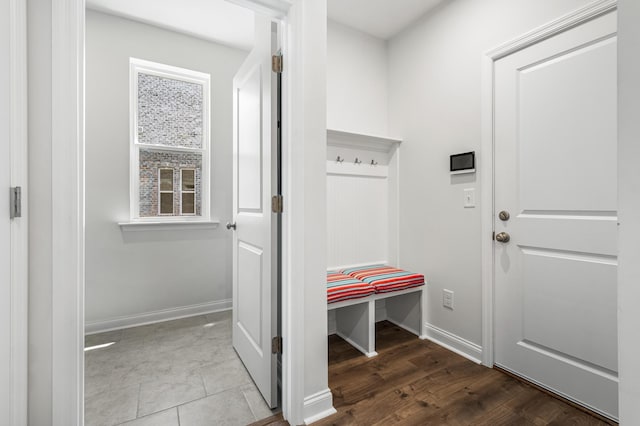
xmin=137 ymin=73 xmax=203 ymax=149
xmin=182 ymin=192 xmax=195 ymax=215
xmin=139 ymin=149 xmax=202 ymax=217
xmin=160 ymin=169 xmax=173 ymax=191
xmin=160 ymin=193 xmax=173 ymax=215
xmin=182 ymin=169 xmax=195 ymax=191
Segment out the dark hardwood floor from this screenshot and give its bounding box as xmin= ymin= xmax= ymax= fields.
xmin=251 ymin=321 xmax=614 ymax=426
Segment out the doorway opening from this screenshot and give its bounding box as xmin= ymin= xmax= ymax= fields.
xmin=83 ymin=2 xmax=283 ymax=424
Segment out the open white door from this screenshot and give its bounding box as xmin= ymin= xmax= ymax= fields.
xmin=230 ymin=15 xmax=279 ymax=408
xmin=493 ymin=10 xmax=618 ymax=420
xmin=0 ymin=1 xmax=11 ymax=421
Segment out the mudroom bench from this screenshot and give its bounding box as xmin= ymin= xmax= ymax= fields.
xmin=327 ymin=266 xmax=426 ymax=357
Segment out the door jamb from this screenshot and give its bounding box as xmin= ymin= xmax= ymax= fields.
xmin=8 ymin=0 xmax=28 ymax=424
xmin=480 ymin=0 xmax=618 ymax=368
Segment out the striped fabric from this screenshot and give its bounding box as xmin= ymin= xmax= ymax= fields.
xmin=327 ymin=272 xmax=375 ymax=304
xmin=341 ymin=265 xmax=425 ymax=294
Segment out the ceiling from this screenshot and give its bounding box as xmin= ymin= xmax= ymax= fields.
xmin=86 ymin=0 xmax=255 ymax=51
xmin=328 ymin=0 xmax=445 ymax=40
xmin=86 ymin=0 xmax=445 ymax=51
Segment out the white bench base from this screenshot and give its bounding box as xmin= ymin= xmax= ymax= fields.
xmin=328 ymin=286 xmax=425 ymax=357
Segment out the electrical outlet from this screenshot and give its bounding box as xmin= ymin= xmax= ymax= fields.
xmin=443 ymin=289 xmax=454 ymax=310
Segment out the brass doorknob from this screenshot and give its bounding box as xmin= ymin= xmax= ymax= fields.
xmin=498 ymin=210 xmax=510 ymax=221
xmin=495 ymin=232 xmax=510 ymax=243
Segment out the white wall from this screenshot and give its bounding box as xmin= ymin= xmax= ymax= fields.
xmin=327 ymin=20 xmax=389 ymax=136
xmin=84 ymin=11 xmax=247 ymax=327
xmin=387 ymin=0 xmax=593 ymax=348
xmin=618 ymin=0 xmax=640 ymax=423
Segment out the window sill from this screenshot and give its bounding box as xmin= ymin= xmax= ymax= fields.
xmin=118 ymin=219 xmax=221 ymax=232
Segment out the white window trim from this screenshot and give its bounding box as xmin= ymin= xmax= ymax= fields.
xmin=129 ymin=57 xmax=211 ymax=223
xmin=180 ymin=168 xmax=197 ymax=216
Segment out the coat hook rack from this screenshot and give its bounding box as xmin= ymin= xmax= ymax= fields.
xmin=336 ymin=155 xmax=344 ymax=163
xmin=370 ymin=159 xmax=378 ymax=166
xmin=354 ymin=157 xmax=362 ymax=164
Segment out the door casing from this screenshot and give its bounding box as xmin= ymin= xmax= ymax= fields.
xmin=4 ymin=0 xmax=28 ymax=424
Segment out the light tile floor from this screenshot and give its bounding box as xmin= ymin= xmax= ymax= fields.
xmin=85 ymin=311 xmax=276 ymax=426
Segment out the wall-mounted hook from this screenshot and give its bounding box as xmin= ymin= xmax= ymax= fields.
xmin=336 ymin=155 xmax=344 ymax=163
xmin=370 ymin=159 xmax=378 ymax=166
xmin=354 ymin=157 xmax=362 ymax=164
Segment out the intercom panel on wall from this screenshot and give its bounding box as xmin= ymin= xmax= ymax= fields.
xmin=450 ymin=151 xmax=475 ymax=174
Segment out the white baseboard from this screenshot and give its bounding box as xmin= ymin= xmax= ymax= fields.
xmin=85 ymin=299 xmax=232 ymax=335
xmin=423 ymin=323 xmax=482 ymax=364
xmin=303 ymin=388 xmax=337 ymax=425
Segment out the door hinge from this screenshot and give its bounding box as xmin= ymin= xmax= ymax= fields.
xmin=272 ymin=54 xmax=283 ymax=74
xmin=10 ymin=186 xmax=21 ymax=219
xmin=272 ymin=336 xmax=283 ymax=354
xmin=271 ymin=195 xmax=283 ymax=213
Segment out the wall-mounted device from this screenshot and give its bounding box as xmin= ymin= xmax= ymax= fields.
xmin=450 ymin=151 xmax=475 ymax=174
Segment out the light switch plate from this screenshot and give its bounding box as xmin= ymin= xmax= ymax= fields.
xmin=464 ymin=188 xmax=475 ymax=208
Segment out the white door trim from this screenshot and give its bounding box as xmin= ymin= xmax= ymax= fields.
xmin=51 ymin=0 xmax=85 ymax=424
xmin=49 ymin=1 xmax=314 ymax=425
xmin=9 ymin=0 xmax=28 ymax=424
xmin=480 ymin=0 xmax=618 ymax=368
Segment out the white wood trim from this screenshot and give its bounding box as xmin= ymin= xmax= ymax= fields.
xmin=129 ymin=58 xmax=211 ymax=222
xmin=281 ymin=1 xmax=304 ymax=424
xmin=51 ymin=0 xmax=85 ymax=424
xmin=327 ymin=128 xmax=402 ymax=153
xmin=327 ymin=261 xmax=387 ymax=272
xmin=424 ymin=323 xmax=483 ymax=364
xmin=486 ymin=0 xmax=617 ymax=60
xmin=118 ymin=219 xmax=220 ymax=231
xmin=85 ymin=300 xmax=232 ymax=334
xmin=480 ymin=0 xmax=618 ymax=369
xmin=9 ymin=0 xmax=28 ymax=424
xmin=136 ymin=143 xmax=206 ymax=153
xmin=303 ymin=389 xmax=337 ymax=425
xmin=327 ymin=286 xmax=423 ymax=311
xmin=480 ymin=52 xmax=495 ymax=368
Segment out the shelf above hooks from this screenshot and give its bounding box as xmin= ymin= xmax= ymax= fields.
xmin=327 ymin=128 xmax=402 ymax=153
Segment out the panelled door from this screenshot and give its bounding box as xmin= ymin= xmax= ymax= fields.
xmin=494 ymin=11 xmax=618 ymax=420
xmin=230 ymin=15 xmax=279 ymax=408
xmin=1 ymin=0 xmax=12 ymax=421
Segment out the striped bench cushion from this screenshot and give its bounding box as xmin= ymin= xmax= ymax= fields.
xmin=341 ymin=265 xmax=425 ymax=293
xmin=327 ymin=272 xmax=375 ymax=304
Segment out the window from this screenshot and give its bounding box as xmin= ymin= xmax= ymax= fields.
xmin=129 ymin=58 xmax=210 ymax=221
xmin=159 ymin=168 xmax=174 ymax=215
xmin=181 ymin=168 xmax=196 ymax=215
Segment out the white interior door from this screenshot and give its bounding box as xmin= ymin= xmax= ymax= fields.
xmin=0 ymin=1 xmax=12 ymax=421
xmin=494 ymin=11 xmax=618 ymax=420
xmin=231 ymin=15 xmax=278 ymax=408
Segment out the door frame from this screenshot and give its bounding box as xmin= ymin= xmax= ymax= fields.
xmin=48 ymin=0 xmax=313 ymax=425
xmin=480 ymin=0 xmax=618 ymax=367
xmin=7 ymin=0 xmax=28 ymax=424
